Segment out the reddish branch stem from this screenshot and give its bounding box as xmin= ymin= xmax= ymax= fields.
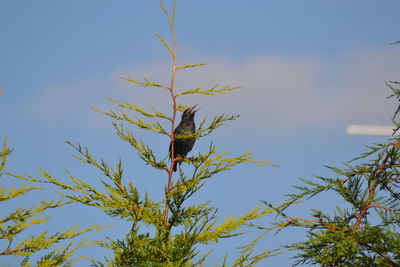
xmin=0 ymin=247 xmax=31 ymax=256
xmin=369 ymin=205 xmax=400 ymax=214
xmin=270 ymin=217 xmax=337 ymax=231
xmin=161 ymin=0 xmax=178 ymax=229
xmin=353 ymin=142 xmax=396 ymax=230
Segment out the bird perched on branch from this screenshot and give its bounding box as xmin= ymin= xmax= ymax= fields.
xmin=170 ymin=105 xmax=199 ymax=172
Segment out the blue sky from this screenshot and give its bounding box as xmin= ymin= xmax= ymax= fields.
xmin=1 ymin=0 xmax=400 ymax=265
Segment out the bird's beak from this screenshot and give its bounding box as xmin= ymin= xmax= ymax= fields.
xmin=190 ymin=105 xmax=199 ymax=114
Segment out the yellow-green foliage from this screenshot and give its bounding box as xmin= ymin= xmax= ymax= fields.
xmin=264 ymin=79 xmax=400 ymax=266
xmin=1 ymin=139 xmax=103 ymax=265
xmin=9 ymin=1 xmax=278 ymax=266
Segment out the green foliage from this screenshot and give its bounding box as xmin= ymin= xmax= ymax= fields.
xmin=264 ymin=81 xmax=400 ymax=265
xmin=230 ymin=231 xmax=282 ymax=267
xmin=11 ymin=1 xmax=276 ymax=266
xmin=1 ymin=138 xmax=103 ymax=266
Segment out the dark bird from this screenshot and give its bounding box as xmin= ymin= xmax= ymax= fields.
xmin=169 ymin=105 xmax=199 ymax=172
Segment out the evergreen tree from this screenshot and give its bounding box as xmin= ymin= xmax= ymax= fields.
xmin=263 ymin=69 xmax=400 ymax=265
xmin=11 ymin=1 xmax=277 ymax=266
xmin=1 ymin=138 xmax=103 ymax=266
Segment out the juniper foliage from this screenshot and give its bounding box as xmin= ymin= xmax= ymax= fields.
xmin=264 ymin=77 xmax=400 ymax=265
xmin=1 ymin=138 xmax=103 ymax=266
xmin=11 ymin=1 xmax=277 ymax=266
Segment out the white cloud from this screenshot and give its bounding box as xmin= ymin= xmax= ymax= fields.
xmin=172 ymin=49 xmax=399 ymax=136
xmin=22 ymin=48 xmax=400 ymax=136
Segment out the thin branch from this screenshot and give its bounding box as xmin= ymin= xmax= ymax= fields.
xmin=369 ymin=205 xmax=400 ymax=215
xmin=0 ymin=246 xmax=33 ymax=256
xmin=268 ymin=217 xmax=338 ymax=232
xmin=159 ymin=0 xmax=178 ymax=230
xmin=353 ymin=143 xmax=395 ymax=230
xmin=359 ymin=242 xmax=397 ymax=266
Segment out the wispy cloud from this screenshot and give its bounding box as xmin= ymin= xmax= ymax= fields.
xmin=21 ymin=48 xmax=400 ymax=137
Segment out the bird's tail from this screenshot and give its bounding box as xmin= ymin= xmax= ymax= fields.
xmin=173 ymin=161 xmax=177 ymax=172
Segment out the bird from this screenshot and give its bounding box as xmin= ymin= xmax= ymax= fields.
xmin=169 ymin=105 xmax=199 ymax=172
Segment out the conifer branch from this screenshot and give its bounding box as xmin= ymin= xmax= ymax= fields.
xmin=263 ymin=81 xmax=400 ymax=266
xmin=119 ymin=76 xmax=170 ymax=90
xmin=102 ymin=98 xmax=172 ymax=121
xmin=196 ymin=206 xmax=274 ymax=244
xmin=160 ymin=0 xmax=179 ymax=228
xmin=7 ymin=2 xmax=277 ymax=265
xmin=176 ymin=62 xmax=210 ymax=71
xmin=176 ymin=84 xmax=242 ymax=97
xmin=92 ymin=108 xmax=169 ymax=136
xmin=2 ymin=138 xmax=103 ymax=265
